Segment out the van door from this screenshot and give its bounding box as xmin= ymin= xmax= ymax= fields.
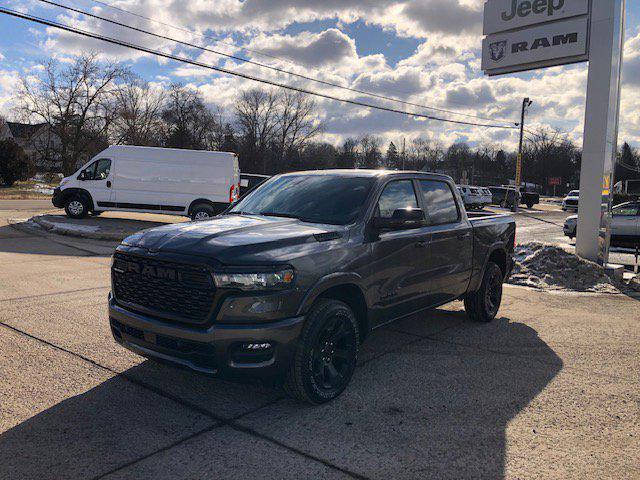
xmin=79 ymin=158 xmax=113 ymax=209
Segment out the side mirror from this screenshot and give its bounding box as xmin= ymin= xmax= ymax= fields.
xmin=373 ymin=208 xmax=426 ymax=231
xmin=78 ymin=171 xmax=87 ymax=181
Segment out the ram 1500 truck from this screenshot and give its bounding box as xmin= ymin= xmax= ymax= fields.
xmin=109 ymin=170 xmax=516 ymax=404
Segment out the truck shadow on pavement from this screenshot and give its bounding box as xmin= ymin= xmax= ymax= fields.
xmin=0 ymin=311 xmax=563 ymax=480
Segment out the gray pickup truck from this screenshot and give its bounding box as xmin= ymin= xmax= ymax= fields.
xmin=109 ymin=170 xmax=516 ymax=403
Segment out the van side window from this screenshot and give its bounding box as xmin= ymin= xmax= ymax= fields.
xmin=419 ymin=180 xmax=459 ymax=225
xmin=376 ymin=180 xmax=418 ymax=218
xmin=83 ymin=159 xmax=111 ymax=180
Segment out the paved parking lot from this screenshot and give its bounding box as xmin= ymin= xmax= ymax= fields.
xmin=1 ymin=200 xmax=638 ymax=479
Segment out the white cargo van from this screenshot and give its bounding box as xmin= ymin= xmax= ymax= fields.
xmin=52 ymin=146 xmax=240 ymax=220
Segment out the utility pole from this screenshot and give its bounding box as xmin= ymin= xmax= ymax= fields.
xmin=401 ymin=137 xmax=406 ymax=170
xmin=513 ymin=97 xmax=533 ymax=212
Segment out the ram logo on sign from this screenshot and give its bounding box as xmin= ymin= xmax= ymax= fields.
xmin=482 ymin=0 xmax=590 ymax=76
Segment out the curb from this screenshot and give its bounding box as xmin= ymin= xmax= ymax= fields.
xmin=28 ymin=215 xmax=127 ymax=241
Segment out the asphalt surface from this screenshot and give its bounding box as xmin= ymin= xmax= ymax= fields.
xmin=0 ymin=200 xmax=638 ymax=479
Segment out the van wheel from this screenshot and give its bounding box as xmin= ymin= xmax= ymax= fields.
xmin=526 ymin=202 xmax=534 ymax=209
xmin=190 ymin=204 xmax=215 ymax=221
xmin=64 ymin=196 xmax=89 ymax=219
xmin=284 ymin=299 xmax=359 ymax=404
xmin=464 ymin=262 xmax=503 ymax=323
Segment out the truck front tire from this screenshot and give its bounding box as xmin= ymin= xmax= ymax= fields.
xmin=464 ymin=261 xmax=503 ymax=323
xmin=64 ymin=195 xmax=89 ymax=219
xmin=284 ymin=299 xmax=359 ymax=404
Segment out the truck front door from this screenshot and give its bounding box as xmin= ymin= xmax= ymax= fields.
xmin=417 ymin=179 xmax=473 ymax=304
xmin=368 ymin=179 xmax=432 ymax=325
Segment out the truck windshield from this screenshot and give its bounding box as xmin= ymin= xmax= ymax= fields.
xmin=228 ymin=174 xmax=375 ymax=225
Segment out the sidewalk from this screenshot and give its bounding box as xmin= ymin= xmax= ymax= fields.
xmin=9 ymin=212 xmax=182 ymax=241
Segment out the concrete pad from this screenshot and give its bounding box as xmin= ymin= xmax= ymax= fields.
xmin=434 ymin=286 xmax=640 ymax=380
xmin=103 ymin=425 xmax=351 ymax=480
xmin=237 ymin=333 xmax=564 ymax=480
xmin=0 ymin=252 xmax=110 ymax=300
xmin=3 ymin=291 xmax=284 ymax=420
xmin=0 ymin=327 xmax=215 ymax=480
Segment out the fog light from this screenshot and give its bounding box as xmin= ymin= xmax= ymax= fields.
xmin=242 ymin=342 xmax=272 ymax=351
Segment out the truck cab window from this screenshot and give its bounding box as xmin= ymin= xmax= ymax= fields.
xmin=419 ymin=180 xmax=459 ymax=225
xmin=376 ymin=180 xmax=418 ymax=218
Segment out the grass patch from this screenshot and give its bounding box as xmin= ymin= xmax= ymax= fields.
xmin=0 ymin=180 xmax=57 ymax=199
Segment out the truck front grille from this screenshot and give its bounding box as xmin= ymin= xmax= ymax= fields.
xmin=112 ymin=252 xmax=216 ymax=324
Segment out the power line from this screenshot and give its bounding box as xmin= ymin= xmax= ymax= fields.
xmin=0 ymin=6 xmax=520 ymax=130
xmin=45 ymin=0 xmax=519 ymax=127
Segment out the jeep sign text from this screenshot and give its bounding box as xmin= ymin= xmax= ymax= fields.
xmin=481 ymin=17 xmax=588 ymax=75
xmin=483 ymin=0 xmax=589 ymax=35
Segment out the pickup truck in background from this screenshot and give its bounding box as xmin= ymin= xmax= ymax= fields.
xmin=109 ymin=170 xmax=516 ymax=404
xmin=489 ymin=186 xmax=540 ymax=209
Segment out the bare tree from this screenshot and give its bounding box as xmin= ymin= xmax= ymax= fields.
xmin=235 ymin=89 xmax=280 ymax=173
xmin=18 ymin=53 xmax=128 ymax=174
xmin=358 ymin=135 xmax=382 ymax=169
xmin=162 ymin=84 xmax=220 ymax=150
xmin=112 ymin=76 xmax=166 ymax=146
xmin=275 ymin=91 xmax=321 ymax=161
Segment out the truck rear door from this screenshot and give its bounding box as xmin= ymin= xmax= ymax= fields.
xmin=417 ymin=179 xmax=473 ymax=304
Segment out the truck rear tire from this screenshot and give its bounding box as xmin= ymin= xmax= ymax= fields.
xmin=464 ymin=262 xmax=503 ymax=323
xmin=64 ymin=195 xmax=89 ymax=219
xmin=284 ymin=299 xmax=359 ymax=404
xmin=190 ymin=203 xmax=215 ymax=221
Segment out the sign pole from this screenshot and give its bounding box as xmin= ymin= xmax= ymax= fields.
xmin=576 ymin=0 xmax=626 ymax=264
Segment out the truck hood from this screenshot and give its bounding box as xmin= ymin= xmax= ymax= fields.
xmin=122 ymin=214 xmax=346 ymax=264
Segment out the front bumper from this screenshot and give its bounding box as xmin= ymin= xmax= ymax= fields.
xmin=563 ymin=224 xmax=576 ymax=237
xmin=52 ymin=187 xmax=64 ymax=208
xmin=109 ymin=294 xmax=304 ymax=377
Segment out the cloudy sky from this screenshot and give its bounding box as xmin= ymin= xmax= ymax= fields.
xmin=0 ymin=0 xmax=639 ymax=150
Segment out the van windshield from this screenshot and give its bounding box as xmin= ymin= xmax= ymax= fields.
xmin=228 ymin=174 xmax=375 ymax=225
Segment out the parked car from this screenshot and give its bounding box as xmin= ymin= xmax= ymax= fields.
xmin=52 ymin=146 xmax=240 ymax=220
xmin=479 ymin=187 xmax=493 ymax=208
xmin=563 ymin=201 xmax=640 ymax=248
xmin=457 ymin=185 xmax=483 ymax=210
xmin=109 ymin=170 xmax=516 ymax=404
xmin=489 ymin=186 xmax=539 ymax=209
xmin=240 ymin=173 xmax=270 ymax=197
xmin=562 ymin=190 xmax=580 ymax=211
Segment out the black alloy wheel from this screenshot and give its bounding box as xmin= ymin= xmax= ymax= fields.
xmin=284 ymin=299 xmax=359 ymax=404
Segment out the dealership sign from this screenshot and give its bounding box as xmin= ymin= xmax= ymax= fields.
xmin=482 ymin=0 xmax=591 ymax=76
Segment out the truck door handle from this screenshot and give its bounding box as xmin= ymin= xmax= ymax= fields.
xmin=457 ymin=232 xmax=470 ymax=240
xmin=106 ymin=181 xmax=112 ymax=188
xmin=415 ymin=241 xmax=428 ymax=248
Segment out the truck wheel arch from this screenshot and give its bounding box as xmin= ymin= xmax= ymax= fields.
xmin=60 ymin=188 xmax=95 ymax=211
xmin=187 ymin=199 xmax=228 ymax=216
xmin=297 ymin=274 xmax=369 ymax=341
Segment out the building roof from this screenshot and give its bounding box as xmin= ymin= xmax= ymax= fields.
xmin=6 ymin=122 xmax=47 ymax=139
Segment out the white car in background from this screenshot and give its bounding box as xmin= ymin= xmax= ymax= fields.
xmin=457 ymin=185 xmax=483 ymax=210
xmin=562 ymin=190 xmax=580 ymax=211
xmin=564 ymin=201 xmax=640 ymax=248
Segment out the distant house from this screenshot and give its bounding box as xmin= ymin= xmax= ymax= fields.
xmin=0 ymin=119 xmax=62 ymax=172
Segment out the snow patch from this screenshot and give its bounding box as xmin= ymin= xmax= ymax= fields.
xmin=508 ymin=242 xmax=622 ymax=294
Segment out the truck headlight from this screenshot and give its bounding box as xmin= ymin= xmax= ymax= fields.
xmin=213 ymin=269 xmax=294 ymax=291
xmin=59 ymin=178 xmax=69 ymax=187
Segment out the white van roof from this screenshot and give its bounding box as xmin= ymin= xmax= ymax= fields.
xmin=100 ymin=145 xmax=237 ymax=161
